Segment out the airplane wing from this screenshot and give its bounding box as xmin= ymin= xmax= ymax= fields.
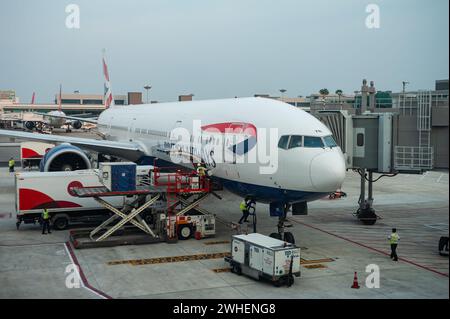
xmin=34 ymin=112 xmax=98 ymax=124
xmin=0 ymin=129 xmax=145 ymax=160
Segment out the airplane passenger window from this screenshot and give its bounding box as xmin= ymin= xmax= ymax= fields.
xmin=288 ymin=135 xmax=303 ymax=149
xmin=278 ymin=135 xmax=290 ymax=150
xmin=304 ymin=136 xmax=324 ymax=148
xmin=323 ymin=136 xmax=337 ymax=148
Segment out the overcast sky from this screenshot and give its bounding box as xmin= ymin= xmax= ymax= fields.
xmin=0 ymin=0 xmax=448 ymax=103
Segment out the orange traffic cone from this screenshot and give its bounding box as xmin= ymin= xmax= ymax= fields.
xmin=351 ymin=272 xmax=360 ymax=289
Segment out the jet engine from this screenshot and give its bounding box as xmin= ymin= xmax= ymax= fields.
xmin=24 ymin=121 xmax=35 ymax=130
xmin=39 ymin=144 xmax=92 ymax=172
xmin=72 ymin=120 xmax=82 ymax=130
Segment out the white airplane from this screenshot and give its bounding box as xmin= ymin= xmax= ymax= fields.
xmin=0 ymin=54 xmax=346 ymax=239
xmin=35 ymin=85 xmax=97 ymax=131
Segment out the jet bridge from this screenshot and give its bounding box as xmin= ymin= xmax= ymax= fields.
xmin=316 ymin=109 xmax=397 ymax=225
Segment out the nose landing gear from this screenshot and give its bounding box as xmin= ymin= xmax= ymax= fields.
xmin=269 ymin=204 xmax=296 ymax=244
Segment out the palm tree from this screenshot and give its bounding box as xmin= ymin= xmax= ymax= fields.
xmin=335 ymin=89 xmax=343 ymax=104
xmin=319 ymin=88 xmax=329 ymax=101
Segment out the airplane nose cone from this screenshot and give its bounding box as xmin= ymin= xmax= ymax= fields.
xmin=310 ymin=151 xmax=346 ymax=192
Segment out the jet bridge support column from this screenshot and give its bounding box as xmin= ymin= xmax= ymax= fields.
xmin=355 ymin=169 xmax=377 ymax=225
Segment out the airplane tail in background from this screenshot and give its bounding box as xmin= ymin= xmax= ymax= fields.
xmin=31 ymin=92 xmax=35 ymax=105
xmin=58 ymin=84 xmax=62 ymax=112
xmin=102 ymin=50 xmax=115 ymax=109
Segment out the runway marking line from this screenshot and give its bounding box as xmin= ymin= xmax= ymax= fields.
xmin=291 ymin=219 xmax=449 ymax=278
xmin=64 ymin=242 xmax=113 ymax=299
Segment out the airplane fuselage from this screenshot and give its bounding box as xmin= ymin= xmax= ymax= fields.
xmin=96 ymin=97 xmax=346 ymax=205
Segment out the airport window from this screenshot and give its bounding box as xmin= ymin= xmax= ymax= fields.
xmin=304 ymin=136 xmax=324 ymax=148
xmin=357 ymin=133 xmax=364 ymax=146
xmin=83 ymin=99 xmax=103 ymax=105
xmin=323 ymin=136 xmax=337 ymax=148
xmin=115 ymin=100 xmax=125 ymax=105
xmin=278 ymin=135 xmax=290 ymax=150
xmin=61 ymin=99 xmax=81 ymax=104
xmin=288 ymin=135 xmax=303 ymax=149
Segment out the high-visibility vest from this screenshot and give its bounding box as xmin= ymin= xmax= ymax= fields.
xmin=8 ymin=159 xmax=15 ymax=167
xmin=389 ymin=233 xmax=399 ymax=244
xmin=42 ymin=209 xmax=50 ymax=220
xmin=197 ymin=166 xmax=206 ymax=176
xmin=240 ymin=200 xmax=247 ymax=211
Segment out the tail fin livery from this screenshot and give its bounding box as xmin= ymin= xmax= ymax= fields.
xmin=102 ymin=50 xmax=115 ymax=109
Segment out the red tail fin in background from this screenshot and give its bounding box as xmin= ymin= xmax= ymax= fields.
xmin=102 ymin=50 xmax=114 ymax=109
xmin=31 ymin=92 xmax=35 ymax=105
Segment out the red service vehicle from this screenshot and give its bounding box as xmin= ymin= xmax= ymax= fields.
xmin=20 ymin=141 xmax=54 ymax=169
xmin=15 ymin=169 xmax=126 ymax=230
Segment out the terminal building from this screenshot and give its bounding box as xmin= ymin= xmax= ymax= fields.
xmin=0 ymin=92 xmax=128 ymax=116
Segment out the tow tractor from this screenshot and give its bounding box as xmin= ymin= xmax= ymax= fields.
xmin=328 ymin=190 xmax=347 ymax=200
xmin=68 ymin=162 xmax=217 ymax=248
xmin=439 ymin=236 xmax=449 ymax=256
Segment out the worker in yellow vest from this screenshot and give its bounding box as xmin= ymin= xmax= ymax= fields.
xmin=8 ymin=157 xmax=15 ymax=173
xmin=196 ymin=162 xmax=207 ymax=177
xmin=238 ymin=197 xmax=251 ymax=224
xmin=388 ymin=228 xmax=400 ymax=261
xmin=41 ymin=208 xmax=52 ymax=235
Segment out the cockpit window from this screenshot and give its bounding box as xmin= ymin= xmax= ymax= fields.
xmin=323 ymin=135 xmax=337 ymax=148
xmin=304 ymin=136 xmax=324 ymax=148
xmin=278 ymin=135 xmax=290 ymax=150
xmin=288 ymin=135 xmax=303 ymax=149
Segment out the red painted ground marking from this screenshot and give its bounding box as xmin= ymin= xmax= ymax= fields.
xmin=293 ymin=220 xmax=449 ymax=278
xmin=64 ymin=242 xmax=113 ymax=299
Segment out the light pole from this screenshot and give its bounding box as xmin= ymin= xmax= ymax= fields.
xmin=144 ymin=85 xmax=152 ymax=104
xmin=279 ymin=89 xmax=287 ymax=102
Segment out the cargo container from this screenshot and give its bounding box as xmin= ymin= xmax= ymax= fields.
xmin=99 ymin=162 xmax=137 ymax=192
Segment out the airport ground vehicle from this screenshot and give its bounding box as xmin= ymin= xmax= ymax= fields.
xmin=15 ymin=164 xmax=216 ymax=242
xmin=15 ymin=169 xmax=126 ymax=230
xmin=328 ymin=190 xmax=347 ymax=199
xmin=67 ymin=164 xmax=216 ymax=248
xmin=439 ymin=236 xmax=449 ymax=256
xmin=20 ymin=141 xmax=54 ymax=169
xmin=225 ymin=233 xmax=301 ymax=287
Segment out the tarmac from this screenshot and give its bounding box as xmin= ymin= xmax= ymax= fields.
xmin=0 ymin=163 xmax=448 ymax=299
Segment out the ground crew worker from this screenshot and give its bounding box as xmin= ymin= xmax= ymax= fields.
xmin=388 ymin=228 xmax=400 ymax=261
xmin=196 ymin=162 xmax=207 ymax=177
xmin=238 ymin=197 xmax=251 ymax=224
xmin=8 ymin=157 xmax=15 ymax=173
xmin=41 ymin=208 xmax=51 ymax=235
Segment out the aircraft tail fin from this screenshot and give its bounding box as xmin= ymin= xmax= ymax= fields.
xmin=58 ymin=84 xmax=62 ymax=112
xmin=102 ymin=50 xmax=115 ymax=109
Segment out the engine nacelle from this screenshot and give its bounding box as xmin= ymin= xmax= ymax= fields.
xmin=72 ymin=120 xmax=82 ymax=130
xmin=24 ymin=121 xmax=35 ymax=130
xmin=39 ymin=144 xmax=92 ymax=172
